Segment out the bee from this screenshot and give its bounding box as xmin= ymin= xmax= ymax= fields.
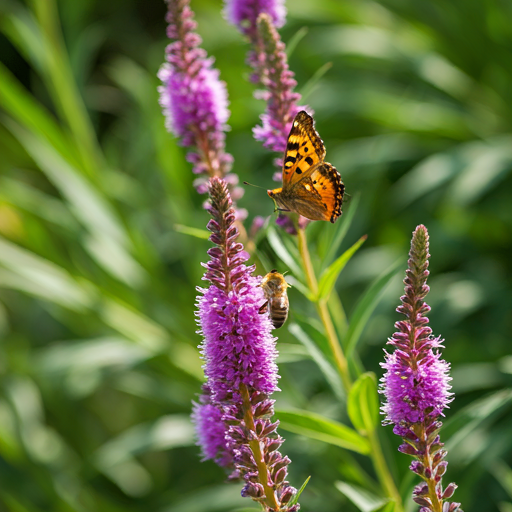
xmin=259 ymin=270 xmax=290 ymax=329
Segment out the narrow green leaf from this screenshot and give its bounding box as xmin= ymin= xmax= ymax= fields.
xmin=276 ymin=409 xmax=370 ymax=454
xmin=317 ymin=235 xmax=367 ymax=302
xmin=375 ymin=500 xmax=399 ymax=512
xmin=289 ymin=476 xmax=311 ymax=506
xmin=345 ymin=259 xmax=404 ymax=358
xmin=321 ymin=193 xmax=360 ymax=270
xmin=266 ymin=226 xmax=302 ymax=277
xmin=335 ymin=481 xmax=387 ymax=512
xmin=288 ymin=322 xmax=344 ymax=401
xmin=300 ymin=62 xmax=333 ymax=101
xmin=348 ymin=373 xmax=380 ymax=435
xmin=286 ymin=26 xmax=308 ymax=57
xmin=174 ymin=224 xmax=210 ymax=240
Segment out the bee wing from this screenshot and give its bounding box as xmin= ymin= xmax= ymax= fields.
xmin=258 ymin=301 xmax=269 ymax=314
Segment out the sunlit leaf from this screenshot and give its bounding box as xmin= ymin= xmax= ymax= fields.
xmin=174 ymin=224 xmax=210 ymax=240
xmin=335 ymin=481 xmax=387 ymax=512
xmin=276 ymin=409 xmax=370 ymax=454
xmin=316 ymin=235 xmax=367 ymax=302
xmin=266 ymin=226 xmax=302 ymax=277
xmin=321 ymin=193 xmax=360 ymax=271
xmin=348 ymin=373 xmax=379 ymax=435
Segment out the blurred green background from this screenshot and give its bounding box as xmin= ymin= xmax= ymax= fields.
xmin=0 ymin=0 xmax=511 ymax=511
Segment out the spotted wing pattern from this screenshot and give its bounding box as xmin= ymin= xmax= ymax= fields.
xmin=282 ymin=111 xmax=326 ymax=188
xmin=269 ymin=111 xmax=344 ymax=223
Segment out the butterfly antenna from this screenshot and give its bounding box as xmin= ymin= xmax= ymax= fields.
xmin=243 ymin=181 xmax=267 ymax=190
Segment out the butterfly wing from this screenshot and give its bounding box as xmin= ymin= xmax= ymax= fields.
xmin=285 ymin=162 xmax=344 ymax=222
xmin=268 ymin=111 xmax=344 ymax=222
xmin=282 ymin=111 xmax=326 ymax=188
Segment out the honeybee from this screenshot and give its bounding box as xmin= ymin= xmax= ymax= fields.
xmin=259 ymin=270 xmax=290 ymax=329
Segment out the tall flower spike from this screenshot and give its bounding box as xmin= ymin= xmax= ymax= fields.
xmin=158 ymin=0 xmax=238 ymax=195
xmin=380 ymin=225 xmax=462 ymax=512
xmin=194 ymin=177 xmax=299 ymax=510
xmin=252 ymin=13 xmax=304 ymax=154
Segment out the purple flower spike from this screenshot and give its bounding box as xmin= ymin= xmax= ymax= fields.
xmin=193 ymin=177 xmax=299 ymax=511
xmin=224 ymin=0 xmax=286 ymax=41
xmin=380 ymin=225 xmax=462 ymax=512
xmin=252 ymin=13 xmax=305 ymax=154
xmin=158 ymin=0 xmax=233 ymax=183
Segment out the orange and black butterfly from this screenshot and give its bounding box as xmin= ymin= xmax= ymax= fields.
xmin=267 ymin=111 xmax=344 ymax=223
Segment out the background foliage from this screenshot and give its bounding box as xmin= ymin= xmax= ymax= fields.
xmin=0 ymin=0 xmax=511 ymax=511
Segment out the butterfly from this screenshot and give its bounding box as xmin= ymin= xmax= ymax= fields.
xmin=267 ymin=111 xmax=344 ymax=223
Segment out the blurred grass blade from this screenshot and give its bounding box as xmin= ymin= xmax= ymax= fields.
xmin=0 ymin=62 xmax=80 ymax=165
xmin=94 ymin=415 xmax=194 ymax=495
xmin=317 ymin=235 xmax=367 ymax=302
xmin=0 ymin=236 xmax=95 ymax=311
xmin=94 ymin=415 xmax=194 ymax=469
xmin=300 ymin=62 xmax=333 ymax=101
xmin=29 ymin=0 xmax=104 ymax=177
xmin=286 ymin=26 xmax=308 ymax=57
xmin=0 ymin=176 xmax=79 ymax=231
xmin=266 ymin=226 xmax=302 ymax=277
xmin=444 ymin=389 xmax=512 ymax=458
xmin=4 ymin=120 xmax=147 ymax=286
xmin=276 ymin=409 xmax=370 ymax=454
xmin=4 ymin=119 xmax=126 ymax=243
xmin=491 ymin=460 xmax=512 ymax=501
xmin=288 ymin=322 xmax=344 ymax=401
xmin=348 ymin=373 xmax=379 ymax=435
xmin=321 ymin=193 xmax=360 ymax=270
xmin=162 ymin=485 xmax=253 ymax=512
xmin=174 ymin=224 xmax=210 ymax=240
xmin=0 ymin=2 xmax=45 ymax=73
xmin=345 ymin=258 xmax=403 ymax=357
xmin=336 ymin=482 xmax=387 ymax=512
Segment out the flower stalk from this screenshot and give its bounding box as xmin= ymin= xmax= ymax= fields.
xmin=159 ymin=0 xmax=243 ymax=200
xmin=380 ymin=225 xmax=461 ymax=512
xmin=195 ymin=177 xmax=298 ymax=511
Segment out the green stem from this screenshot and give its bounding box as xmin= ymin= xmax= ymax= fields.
xmin=415 ymin=423 xmax=443 ymax=512
xmin=297 ymin=226 xmax=352 ymax=391
xmin=368 ymin=429 xmax=404 ymax=512
xmin=240 ymin=384 xmax=279 ymax=511
xmin=297 ymin=226 xmax=403 ymax=511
